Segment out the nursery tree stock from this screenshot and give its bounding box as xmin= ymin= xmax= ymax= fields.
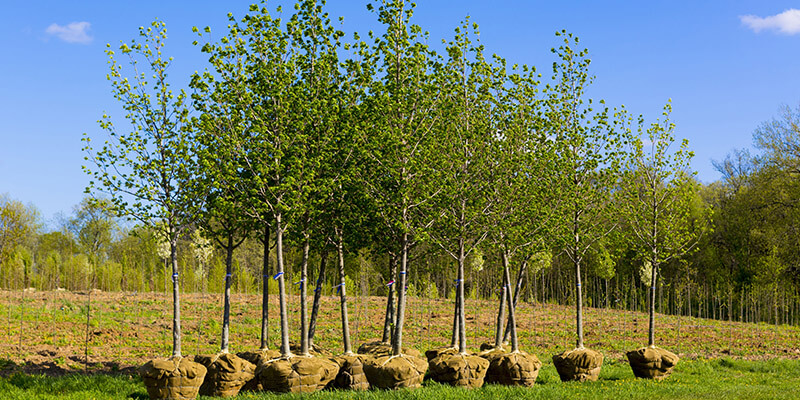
xmin=82 ymin=21 xmax=205 ymax=358
xmin=360 ymin=0 xmax=443 ymax=359
xmin=620 ymin=103 xmax=710 ymax=379
xmin=549 ymin=32 xmax=626 ymax=382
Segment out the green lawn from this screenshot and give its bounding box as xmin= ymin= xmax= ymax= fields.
xmin=2 ymin=358 xmax=799 ymax=400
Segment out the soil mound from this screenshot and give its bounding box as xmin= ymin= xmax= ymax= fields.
xmin=428 ymin=352 xmax=489 ymax=388
xmin=138 ymin=356 xmax=207 ymax=400
xmin=330 ymin=354 xmax=370 ymax=390
xmin=485 ymin=351 xmax=541 ymax=386
xmin=552 ymin=347 xmax=603 ymax=382
xmin=194 ymin=353 xmax=254 ymax=397
xmin=256 ymin=356 xmax=338 ymax=393
xmin=363 ymin=354 xmax=427 ymax=389
xmin=626 ymin=346 xmax=679 ymax=380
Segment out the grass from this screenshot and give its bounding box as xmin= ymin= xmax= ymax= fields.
xmin=1 ymin=358 xmax=800 ymax=399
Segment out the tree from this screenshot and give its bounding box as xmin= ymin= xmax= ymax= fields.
xmin=360 ymin=0 xmax=443 ymax=359
xmin=425 ymin=19 xmax=495 ymax=357
xmin=548 ymin=32 xmax=625 ymax=382
xmin=621 ymin=103 xmax=710 ymax=348
xmin=83 ymin=21 xmax=205 ymax=358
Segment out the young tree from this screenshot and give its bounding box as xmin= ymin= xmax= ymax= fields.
xmin=359 ymin=0 xmax=440 ymax=389
xmin=548 ymin=32 xmax=625 ymax=382
xmin=193 ymin=2 xmax=300 ymax=358
xmin=621 ymin=103 xmax=710 ymax=380
xmin=425 ymin=19 xmax=494 ymax=362
xmin=83 ymin=21 xmax=205 ymax=359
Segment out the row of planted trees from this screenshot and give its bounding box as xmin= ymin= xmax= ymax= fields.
xmin=81 ymin=0 xmax=710 ymax=398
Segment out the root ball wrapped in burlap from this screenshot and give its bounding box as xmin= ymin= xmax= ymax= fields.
xmin=139 ymin=356 xmax=207 ymax=400
xmin=428 ymin=352 xmax=489 ymax=388
xmin=237 ymin=350 xmax=281 ymax=392
xmin=478 ymin=346 xmax=507 ymax=364
xmin=485 ymin=351 xmax=541 ymax=386
xmin=357 ymin=340 xmax=421 ymax=358
xmin=552 ymin=348 xmax=603 ymax=382
xmin=626 ymin=346 xmax=679 ymax=380
xmin=425 ymin=346 xmax=459 ymax=362
xmin=256 ymin=356 xmax=339 ymax=393
xmin=330 ymin=354 xmax=370 ymax=390
xmin=363 ymin=355 xmax=428 ymax=389
xmin=194 ymin=353 xmax=254 ymax=397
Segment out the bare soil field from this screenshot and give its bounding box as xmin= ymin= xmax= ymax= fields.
xmin=1 ymin=289 xmax=798 ymax=377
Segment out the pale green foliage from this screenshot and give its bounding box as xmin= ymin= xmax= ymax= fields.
xmin=83 ymin=20 xmax=205 ymax=245
xmin=621 ymin=102 xmax=711 ymax=268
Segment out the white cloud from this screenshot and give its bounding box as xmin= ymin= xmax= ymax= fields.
xmin=45 ymin=21 xmax=93 ymax=44
xmin=740 ymin=9 xmax=800 ymax=35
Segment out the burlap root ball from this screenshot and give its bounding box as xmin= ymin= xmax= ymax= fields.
xmin=363 ymin=355 xmax=428 ymax=389
xmin=552 ymin=348 xmax=604 ymax=382
xmin=478 ymin=346 xmax=507 ymax=364
xmin=428 ymin=352 xmax=490 ymax=388
xmin=330 ymin=354 xmax=370 ymax=390
xmin=256 ymin=356 xmax=339 ymax=393
xmin=626 ymin=346 xmax=679 ymax=380
xmin=357 ymin=340 xmax=421 ymax=358
xmin=237 ymin=350 xmax=281 ymax=392
xmin=479 ymin=342 xmax=506 ymax=352
xmin=194 ymin=353 xmax=255 ymax=398
xmin=485 ymin=351 xmax=542 ymax=387
xmin=425 ymin=346 xmax=459 ymax=362
xmin=139 ymin=356 xmax=207 ymax=400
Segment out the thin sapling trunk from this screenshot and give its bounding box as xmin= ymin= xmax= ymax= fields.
xmin=391 ymin=233 xmax=410 ymax=356
xmin=336 ymin=230 xmax=353 ymax=354
xmin=170 ymin=239 xmax=182 ymax=357
xmin=260 ymin=225 xmax=270 ymax=350
xmin=308 ymin=249 xmax=328 ymax=348
xmin=275 ymin=214 xmax=291 ymax=357
xmin=502 ymin=262 xmax=526 ymax=344
xmin=299 ymin=233 xmax=311 ymax=356
xmin=648 ymin=262 xmax=658 ymax=347
xmin=493 ymin=261 xmax=508 ymax=350
xmin=220 ymin=235 xmax=234 ymax=353
xmin=501 ymin=252 xmax=519 ymax=352
xmin=382 ymin=254 xmax=397 ymax=343
xmin=457 ymin=240 xmax=467 ymax=355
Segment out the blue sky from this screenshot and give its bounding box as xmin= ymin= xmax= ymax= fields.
xmin=1 ymin=1 xmax=799 ymax=226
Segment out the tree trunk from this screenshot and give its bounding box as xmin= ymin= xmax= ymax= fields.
xmin=502 ymin=261 xmax=526 ymax=344
xmin=381 ymin=254 xmax=397 ymax=343
xmin=275 ymin=214 xmax=291 ymax=357
xmin=391 ymin=233 xmax=409 ymax=356
xmin=648 ymin=263 xmax=658 ymax=347
xmin=221 ymin=235 xmax=234 ymax=353
xmin=501 ymin=252 xmax=519 ymax=352
xmin=575 ymin=255 xmax=584 ymax=349
xmin=457 ymin=239 xmax=466 ymax=354
xmin=170 ymin=238 xmax=182 ymax=357
xmin=493 ymin=255 xmax=508 ymax=350
xmin=308 ymin=249 xmax=328 ymax=347
xmin=449 ymin=284 xmax=460 ymax=348
xmin=260 ymin=225 xmax=270 ymax=350
xmin=299 ymin=232 xmax=310 ymax=356
xmin=336 ymin=230 xmax=353 ymax=354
